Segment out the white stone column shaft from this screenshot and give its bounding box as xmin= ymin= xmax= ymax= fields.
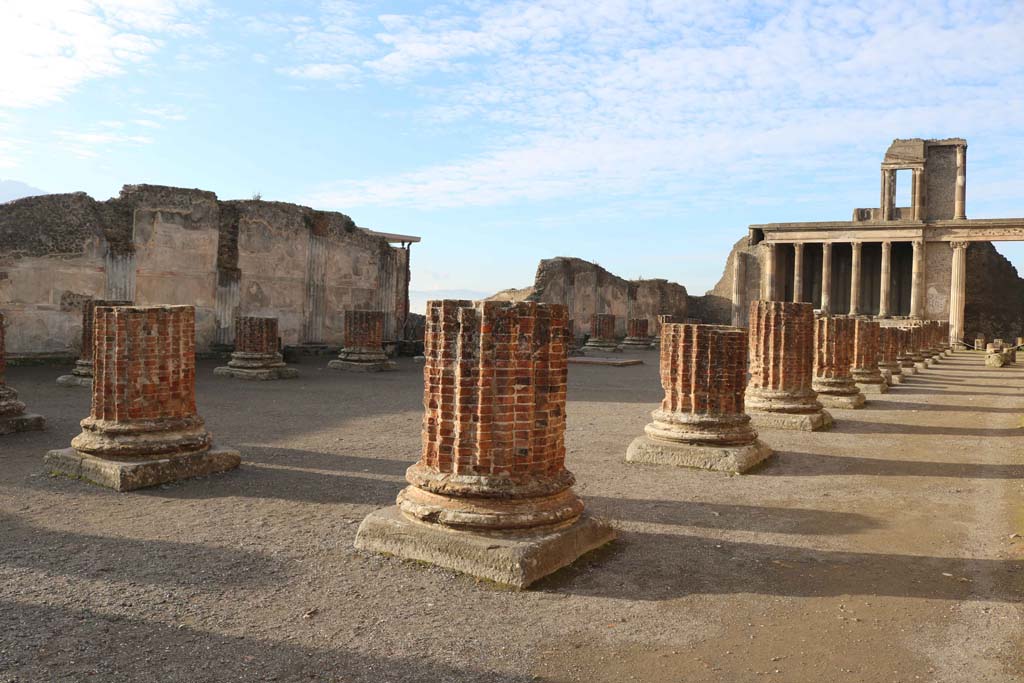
xmin=849 ymin=241 xmax=862 ymax=315
xmin=910 ymin=239 xmax=926 ymax=319
xmin=949 ymin=242 xmax=969 ymax=345
xmin=793 ymin=243 xmax=804 ymax=303
xmin=955 ymin=146 xmax=967 ymax=220
xmin=879 ymin=241 xmax=892 ymax=317
xmin=820 ymin=243 xmax=832 ymax=314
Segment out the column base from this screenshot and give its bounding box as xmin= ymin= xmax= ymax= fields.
xmin=213 ymin=365 xmax=299 ymax=380
xmin=354 ymin=506 xmax=615 ymax=589
xmin=582 ymin=340 xmax=622 ymax=353
xmin=748 ymin=409 xmax=833 ymax=432
xmin=913 ymin=361 xmax=929 ymax=370
xmin=44 ymin=446 xmax=241 ymax=491
xmin=625 ymin=435 xmax=772 ymax=473
xmin=620 ymin=338 xmax=653 ymax=350
xmin=889 ymin=373 xmax=905 ymax=385
xmin=817 ymin=392 xmax=866 ymax=409
xmin=0 ymin=413 xmax=46 ymax=436
xmin=855 ymin=381 xmax=889 ymax=394
xmin=900 ymin=365 xmax=918 ymax=375
xmin=56 ymin=374 xmax=92 ymax=387
xmin=327 ymin=359 xmax=397 ymax=372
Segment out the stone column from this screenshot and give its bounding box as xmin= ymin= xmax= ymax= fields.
xmin=851 ymin=319 xmax=887 ymax=394
xmin=731 ymin=252 xmax=747 ymax=327
xmin=626 ymin=324 xmax=772 ymax=473
xmin=949 ymin=241 xmax=968 ymax=349
xmin=820 ymin=243 xmax=832 ymax=314
xmin=813 ymin=315 xmax=866 ymax=409
xmin=354 ymin=300 xmax=614 ymax=588
xmin=849 ymin=242 xmax=862 ymax=315
xmin=793 ymin=243 xmax=804 ymax=302
xmin=745 ymin=301 xmax=833 ymax=431
xmin=0 ymin=313 xmax=46 ymax=436
xmin=329 ymin=310 xmax=396 ymax=372
xmin=878 ymin=241 xmax=892 ymax=318
xmin=910 ymin=324 xmax=929 ymax=369
xmin=216 ymin=316 xmax=298 ymax=380
xmin=955 ymin=145 xmax=967 ymax=220
xmin=878 ymin=326 xmax=904 ymax=384
xmin=913 ymin=168 xmax=924 ymax=220
xmin=622 ymin=318 xmax=652 ymax=349
xmin=45 ymin=306 xmax=240 ymax=491
xmin=583 ymin=313 xmax=619 ymax=352
xmin=880 ymin=169 xmax=891 ymax=221
xmin=761 ymin=242 xmax=777 ymax=300
xmin=57 ymin=298 xmax=132 ymax=387
xmin=910 ymin=240 xmax=926 ymax=319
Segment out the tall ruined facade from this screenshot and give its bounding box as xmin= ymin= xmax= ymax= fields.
xmin=0 ymin=185 xmax=415 ymax=357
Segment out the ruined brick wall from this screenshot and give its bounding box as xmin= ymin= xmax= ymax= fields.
xmin=964 ymin=241 xmax=1024 ymax=342
xmin=91 ymin=306 xmax=197 ymax=421
xmin=489 ymin=257 xmax=687 ymax=338
xmin=234 ymin=316 xmax=279 ymax=355
xmin=0 ymin=185 xmax=412 ymax=356
xmin=660 ymin=324 xmax=747 ymax=416
xmin=344 ymin=310 xmax=385 ymax=351
xmin=419 ymin=300 xmax=568 ymax=478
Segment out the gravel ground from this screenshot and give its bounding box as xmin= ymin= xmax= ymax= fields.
xmin=0 ymin=351 xmax=1021 ymax=682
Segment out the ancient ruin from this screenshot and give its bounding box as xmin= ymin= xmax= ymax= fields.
xmin=55 ymin=298 xmax=132 ymax=386
xmin=582 ymin=313 xmax=620 ymax=352
xmin=851 ymin=318 xmax=887 ymax=394
xmin=0 ymin=312 xmax=45 ymax=435
xmin=44 ymin=305 xmax=240 ymax=491
xmin=214 ymin=316 xmax=298 ymax=380
xmin=878 ymin=325 xmax=904 ymax=384
xmin=0 ymin=185 xmax=416 ymax=359
xmin=355 ymin=300 xmax=615 ymax=588
xmin=625 ymin=323 xmax=771 ymax=473
xmin=621 ymin=318 xmax=653 ymax=349
xmin=745 ymin=301 xmax=833 ymax=431
xmin=327 ymin=310 xmax=396 ymax=372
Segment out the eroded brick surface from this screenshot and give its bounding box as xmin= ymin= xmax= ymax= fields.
xmin=235 ymin=316 xmax=279 ymax=355
xmin=590 ymin=314 xmax=616 ymax=342
xmin=659 ymin=324 xmax=747 ymax=416
xmin=79 ymin=299 xmax=132 ymax=363
xmin=627 ymin=318 xmax=649 ymax=339
xmin=747 ymin=301 xmax=816 ymax=395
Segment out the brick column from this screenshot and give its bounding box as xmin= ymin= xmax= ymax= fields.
xmin=355 ymin=300 xmax=614 ymax=588
xmin=909 ymin=324 xmax=929 ymax=368
xmin=215 ymin=316 xmax=298 ymax=380
xmin=626 ymin=323 xmax=771 ymax=472
xmin=851 ymin=319 xmax=887 ymax=394
xmin=745 ymin=301 xmax=833 ymax=431
xmin=0 ymin=312 xmax=46 ymax=435
xmin=329 ymin=310 xmax=396 ymax=372
xmin=654 ymin=314 xmax=681 ymax=348
xmin=878 ymin=326 xmax=904 ymax=385
xmin=45 ymin=306 xmax=240 ymax=491
xmin=813 ymin=315 xmax=866 ymax=409
xmin=57 ymin=299 xmax=132 ymax=387
xmin=622 ymin=318 xmax=652 ymax=349
xmin=583 ymin=313 xmax=619 ymax=352
xmin=896 ymin=327 xmax=918 ymax=376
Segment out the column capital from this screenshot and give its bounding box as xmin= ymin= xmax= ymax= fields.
xmin=912 ymin=239 xmax=924 ymax=249
xmin=950 ymin=241 xmax=970 ymax=250
xmin=881 ymin=240 xmax=892 ymax=249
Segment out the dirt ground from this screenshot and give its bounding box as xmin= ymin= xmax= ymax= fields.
xmin=1 ymin=351 xmax=1022 ymax=682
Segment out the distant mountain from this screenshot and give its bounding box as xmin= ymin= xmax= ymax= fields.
xmin=0 ymin=179 xmax=47 ymax=203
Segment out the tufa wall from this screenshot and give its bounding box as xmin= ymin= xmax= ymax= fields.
xmin=0 ymin=185 xmax=411 ymax=357
xmin=489 ymin=257 xmax=688 ymax=337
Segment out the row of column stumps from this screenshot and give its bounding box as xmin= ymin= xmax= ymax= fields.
xmin=44 ymin=305 xmax=241 ymax=491
xmin=354 ymin=299 xmax=615 ymax=588
xmin=0 ymin=312 xmax=46 ymax=435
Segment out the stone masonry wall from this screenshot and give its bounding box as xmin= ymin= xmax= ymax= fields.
xmin=0 ymin=185 xmax=412 ymax=356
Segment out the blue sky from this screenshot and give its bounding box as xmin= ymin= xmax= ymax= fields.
xmin=3 ymin=1 xmax=1024 ymax=313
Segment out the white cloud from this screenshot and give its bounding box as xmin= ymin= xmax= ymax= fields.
xmin=0 ymin=0 xmax=203 ymax=109
xmin=53 ymin=126 xmax=155 ymax=159
xmin=276 ymin=63 xmax=360 ymax=81
xmin=300 ymin=1 xmax=1024 ymax=211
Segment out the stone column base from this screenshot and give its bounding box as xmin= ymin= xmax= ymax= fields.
xmin=856 ymin=381 xmax=889 ymax=394
xmin=625 ymin=435 xmax=772 ymax=473
xmin=913 ymin=361 xmax=929 ymax=370
xmin=327 ymin=359 xmax=397 ymax=372
xmin=889 ymin=373 xmax=905 ymax=385
xmin=44 ymin=446 xmax=241 ymax=492
xmin=354 ymin=506 xmax=615 ymax=589
xmin=0 ymin=413 xmax=46 ymax=436
xmin=900 ymin=365 xmax=918 ymax=375
xmin=582 ymin=340 xmax=622 ymax=353
xmin=748 ymin=409 xmax=833 ymax=432
xmin=817 ymin=392 xmax=866 ymax=409
xmin=214 ymin=365 xmax=299 ymax=380
xmin=620 ymin=338 xmax=652 ymax=350
xmin=56 ymin=374 xmax=92 ymax=387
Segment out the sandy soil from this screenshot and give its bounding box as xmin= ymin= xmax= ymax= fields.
xmin=0 ymin=351 xmax=1021 ymax=682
